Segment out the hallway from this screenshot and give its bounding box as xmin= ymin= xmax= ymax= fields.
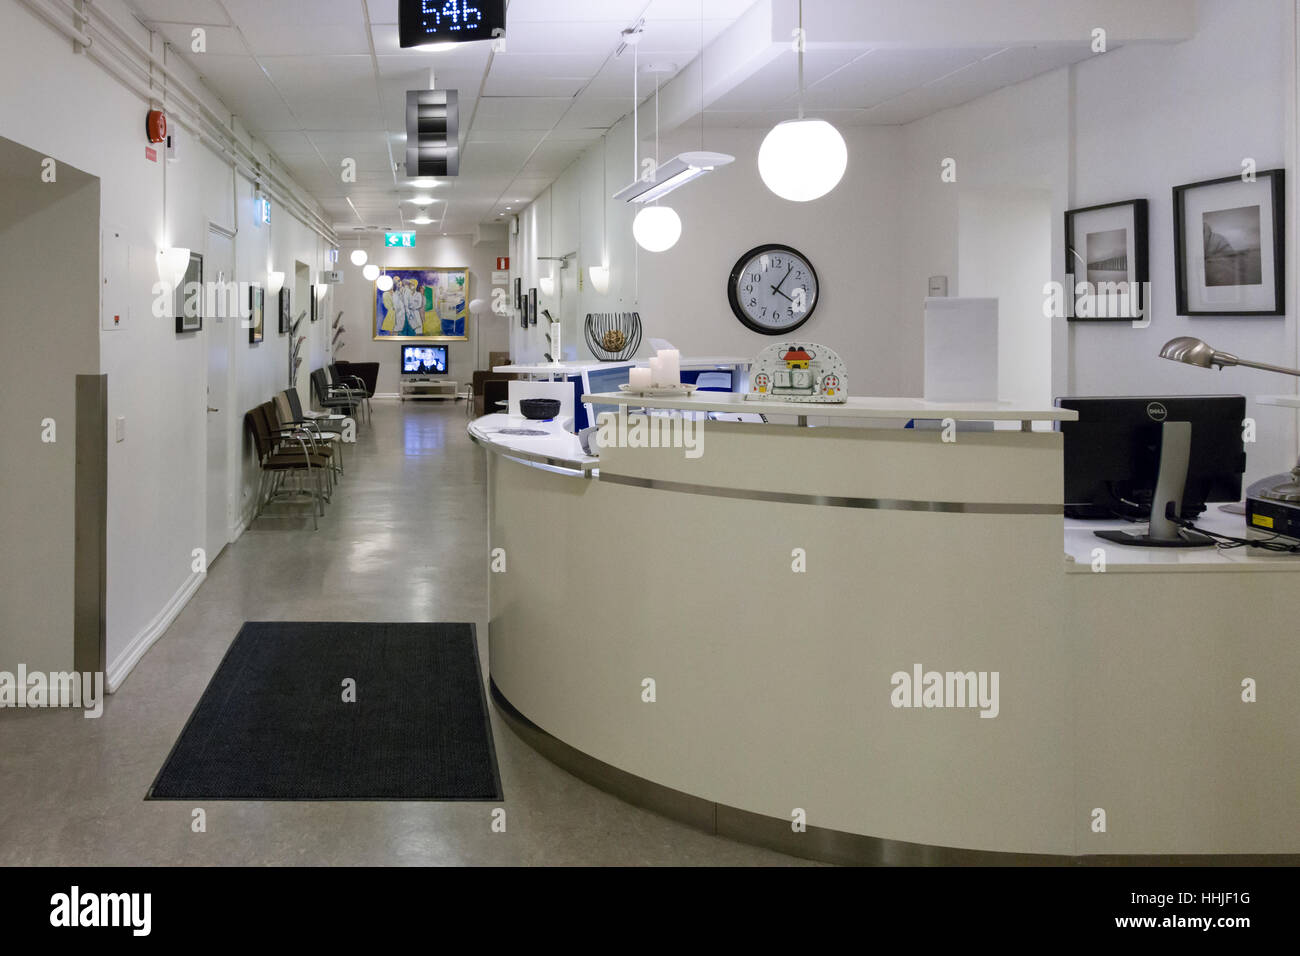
xmin=0 ymin=401 xmax=798 ymax=866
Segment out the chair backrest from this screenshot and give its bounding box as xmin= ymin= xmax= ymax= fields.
xmin=245 ymin=407 xmax=274 ymax=461
xmin=274 ymin=391 xmax=295 ymax=425
xmin=262 ymin=399 xmax=285 ymax=434
xmin=284 ymin=388 xmax=306 ymax=421
xmin=310 ymin=368 xmax=329 ymax=403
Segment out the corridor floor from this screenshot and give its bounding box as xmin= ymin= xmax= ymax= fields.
xmin=0 ymin=400 xmax=803 ymax=866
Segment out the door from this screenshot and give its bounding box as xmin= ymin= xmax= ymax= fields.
xmin=205 ymin=226 xmax=235 ymax=561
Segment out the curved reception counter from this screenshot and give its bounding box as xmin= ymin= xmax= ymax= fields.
xmin=471 ymin=395 xmax=1300 ymax=864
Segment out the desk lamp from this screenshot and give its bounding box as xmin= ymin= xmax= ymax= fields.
xmin=1159 ymin=336 xmax=1300 ymax=502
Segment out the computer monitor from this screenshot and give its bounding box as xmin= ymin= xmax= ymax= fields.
xmin=1056 ymin=395 xmax=1247 ymax=547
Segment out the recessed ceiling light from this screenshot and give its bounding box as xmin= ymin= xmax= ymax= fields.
xmin=409 ymin=179 xmax=439 ymax=189
xmin=411 ymin=217 xmax=434 ymax=225
xmin=405 ymin=196 xmax=436 ymax=206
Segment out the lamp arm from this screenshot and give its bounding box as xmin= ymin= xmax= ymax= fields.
xmin=1228 ymin=356 xmax=1300 ymax=377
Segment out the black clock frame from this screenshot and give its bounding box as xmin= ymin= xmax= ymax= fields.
xmin=727 ymin=243 xmax=819 ymax=335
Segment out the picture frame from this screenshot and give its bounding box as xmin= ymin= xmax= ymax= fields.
xmin=1064 ymin=199 xmax=1148 ymax=321
xmin=248 ymin=284 xmax=264 ymax=344
xmin=174 ymin=251 xmax=203 ymax=333
xmin=528 ymin=287 xmax=538 ymax=326
xmin=278 ymin=287 xmax=291 ymax=334
xmin=514 ymin=276 xmax=522 ymax=310
xmin=372 ymin=266 xmax=470 ymax=342
xmin=309 ymin=285 xmax=318 ymax=322
xmin=1173 ymin=169 xmax=1285 ymax=316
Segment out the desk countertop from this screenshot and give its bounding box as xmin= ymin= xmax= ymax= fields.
xmin=1064 ymin=508 xmax=1300 ymax=570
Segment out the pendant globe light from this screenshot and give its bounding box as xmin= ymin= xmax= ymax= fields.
xmin=628 ymin=30 xmax=681 ymax=253
xmin=758 ymin=0 xmax=847 ymax=202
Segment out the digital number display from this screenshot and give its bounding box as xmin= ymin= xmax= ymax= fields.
xmin=399 ymin=0 xmax=505 ymax=48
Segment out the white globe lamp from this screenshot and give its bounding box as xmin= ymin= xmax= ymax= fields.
xmin=632 ymin=206 xmax=682 ymax=253
xmin=758 ymin=118 xmax=847 ymax=202
xmin=362 ymin=263 xmax=380 ymax=282
xmin=375 ymin=273 xmax=393 ymax=292
xmin=350 ymin=248 xmax=368 ymax=267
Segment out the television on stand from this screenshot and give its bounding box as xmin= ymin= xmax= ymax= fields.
xmin=402 ymin=345 xmax=448 ymax=378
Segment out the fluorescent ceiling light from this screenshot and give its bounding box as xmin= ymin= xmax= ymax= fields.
xmin=613 ymin=151 xmax=734 ymax=203
xmin=406 ymin=196 xmax=437 ymax=206
xmin=410 ymin=217 xmax=434 ymax=225
xmin=409 ymin=179 xmax=440 ymax=188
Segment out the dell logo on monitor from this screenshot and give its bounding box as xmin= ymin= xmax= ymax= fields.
xmin=1146 ymin=401 xmax=1169 ymax=421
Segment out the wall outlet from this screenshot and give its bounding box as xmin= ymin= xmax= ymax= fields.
xmin=114 ymin=416 xmax=126 ymax=443
xmin=927 ymin=275 xmax=949 ymax=297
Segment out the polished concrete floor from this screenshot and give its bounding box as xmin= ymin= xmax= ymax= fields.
xmin=0 ymin=400 xmax=805 ymax=866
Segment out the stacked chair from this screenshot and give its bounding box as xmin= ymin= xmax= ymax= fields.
xmin=245 ymin=382 xmax=365 ymax=530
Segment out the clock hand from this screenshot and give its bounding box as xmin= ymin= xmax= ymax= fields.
xmin=770 ymin=288 xmax=794 ymax=303
xmin=769 ymin=264 xmax=794 ymax=296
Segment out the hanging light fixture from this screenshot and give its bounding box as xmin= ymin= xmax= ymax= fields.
xmin=363 ymin=263 xmax=380 ymax=282
xmin=376 ymin=272 xmax=394 ymax=292
xmin=350 ymin=234 xmax=368 ymax=267
xmin=758 ymin=0 xmax=847 ymax=202
xmin=632 ymin=54 xmax=680 ymax=252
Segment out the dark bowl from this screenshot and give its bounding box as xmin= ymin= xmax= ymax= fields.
xmin=519 ymin=398 xmax=561 ymax=421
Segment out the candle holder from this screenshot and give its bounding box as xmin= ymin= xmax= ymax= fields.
xmin=584 ymin=312 xmax=642 ymax=361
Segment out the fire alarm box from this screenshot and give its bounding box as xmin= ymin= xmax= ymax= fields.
xmin=146 ymin=109 xmax=167 ymax=144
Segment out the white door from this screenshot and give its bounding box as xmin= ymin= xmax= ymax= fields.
xmin=205 ymin=227 xmax=235 ymax=561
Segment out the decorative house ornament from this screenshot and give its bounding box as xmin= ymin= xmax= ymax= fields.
xmin=745 ymin=341 xmax=848 ymax=404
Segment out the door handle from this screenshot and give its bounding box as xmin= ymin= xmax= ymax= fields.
xmin=207 ymin=407 xmax=220 ymax=413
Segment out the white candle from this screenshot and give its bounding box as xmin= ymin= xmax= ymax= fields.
xmin=648 ymin=357 xmax=664 ymax=386
xmin=550 ymin=321 xmax=562 ymax=363
xmin=629 ymin=367 xmax=652 ymax=390
xmin=656 ymin=349 xmax=680 ymax=386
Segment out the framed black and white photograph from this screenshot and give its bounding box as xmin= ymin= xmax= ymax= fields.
xmin=527 ymin=287 xmax=538 ymax=326
xmin=1174 ymin=169 xmax=1285 ymax=315
xmin=1064 ymin=199 xmax=1148 ymax=321
xmin=174 ymin=251 xmax=203 ymax=333
xmin=278 ymin=287 xmax=291 ymax=334
xmin=514 ymin=276 xmax=522 ymax=310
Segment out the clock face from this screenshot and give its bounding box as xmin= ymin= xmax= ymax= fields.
xmin=727 ymin=244 xmax=819 ymax=335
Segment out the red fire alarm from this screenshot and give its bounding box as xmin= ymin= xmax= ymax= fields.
xmin=146 ymin=109 xmax=167 ymax=144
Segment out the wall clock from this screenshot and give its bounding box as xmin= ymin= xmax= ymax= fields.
xmin=727 ymin=243 xmax=819 ymax=335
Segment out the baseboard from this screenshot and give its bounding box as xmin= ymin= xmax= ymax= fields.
xmin=106 ymin=569 xmax=206 ymax=693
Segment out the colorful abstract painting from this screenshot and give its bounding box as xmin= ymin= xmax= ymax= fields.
xmin=372 ymin=267 xmax=469 ymax=342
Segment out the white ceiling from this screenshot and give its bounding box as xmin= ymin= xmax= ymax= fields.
xmin=121 ymin=0 xmax=1157 ymax=237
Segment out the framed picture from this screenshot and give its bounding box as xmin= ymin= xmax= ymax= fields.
xmin=248 ymin=284 xmax=264 ymax=344
xmin=372 ymin=266 xmax=469 ymax=342
xmin=514 ymin=276 xmax=522 ymax=310
xmin=309 ymin=285 xmax=318 ymax=322
xmin=174 ymin=251 xmax=203 ymax=333
xmin=278 ymin=287 xmax=291 ymax=334
xmin=1064 ymin=199 xmax=1148 ymax=321
xmin=528 ymin=287 xmax=538 ymax=326
xmin=1173 ymin=169 xmax=1285 ymax=315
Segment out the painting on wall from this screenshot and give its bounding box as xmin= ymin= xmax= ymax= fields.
xmin=372 ymin=266 xmax=469 ymax=342
xmin=1064 ymin=199 xmax=1148 ymax=321
xmin=278 ymin=287 xmax=291 ymax=334
xmin=174 ymin=251 xmax=203 ymax=333
xmin=1173 ymin=170 xmax=1285 ymax=315
xmin=248 ymin=284 xmax=264 ymax=344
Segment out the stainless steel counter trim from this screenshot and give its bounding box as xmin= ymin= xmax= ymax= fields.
xmin=467 ymin=426 xmax=596 ymax=476
xmin=490 ymin=679 xmax=1299 ymax=867
xmin=597 ymin=472 xmax=1063 ymax=515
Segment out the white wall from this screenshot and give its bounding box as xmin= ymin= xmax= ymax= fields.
xmin=0 ymin=0 xmax=335 ymax=688
xmin=336 ymin=233 xmax=509 ymax=395
xmin=511 ymin=119 xmax=907 ymax=394
xmin=0 ymin=142 xmax=99 ymax=674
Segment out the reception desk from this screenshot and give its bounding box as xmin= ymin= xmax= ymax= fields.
xmin=474 ymin=393 xmax=1300 ymax=864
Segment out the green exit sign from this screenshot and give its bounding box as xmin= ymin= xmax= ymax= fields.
xmin=385 ymin=231 xmax=416 ymax=248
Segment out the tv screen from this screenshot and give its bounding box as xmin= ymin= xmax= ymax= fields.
xmin=402 ymin=345 xmax=447 ymax=375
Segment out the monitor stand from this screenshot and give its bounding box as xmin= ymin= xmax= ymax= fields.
xmin=1095 ymin=420 xmax=1215 ymax=548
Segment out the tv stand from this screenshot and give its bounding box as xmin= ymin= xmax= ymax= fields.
xmin=400 ymin=379 xmax=459 ymax=401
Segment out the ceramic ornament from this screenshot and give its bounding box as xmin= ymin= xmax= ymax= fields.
xmin=745 ymin=341 xmax=848 ymax=403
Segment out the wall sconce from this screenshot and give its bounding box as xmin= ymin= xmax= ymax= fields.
xmin=267 ymin=271 xmax=285 ymax=296
xmin=539 ymin=274 xmax=556 ymax=297
xmin=159 ymin=247 xmax=190 ymax=286
xmin=588 ymin=264 xmax=610 ymax=295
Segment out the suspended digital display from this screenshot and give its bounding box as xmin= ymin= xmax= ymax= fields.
xmin=398 ymin=1 xmax=505 ymax=48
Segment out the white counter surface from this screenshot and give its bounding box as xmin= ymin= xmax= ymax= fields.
xmin=584 ymin=390 xmax=1078 ymax=423
xmin=495 ymin=355 xmax=751 ymax=376
xmin=1064 ymin=507 xmax=1300 ymax=570
xmin=466 ymin=414 xmax=596 ymax=474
